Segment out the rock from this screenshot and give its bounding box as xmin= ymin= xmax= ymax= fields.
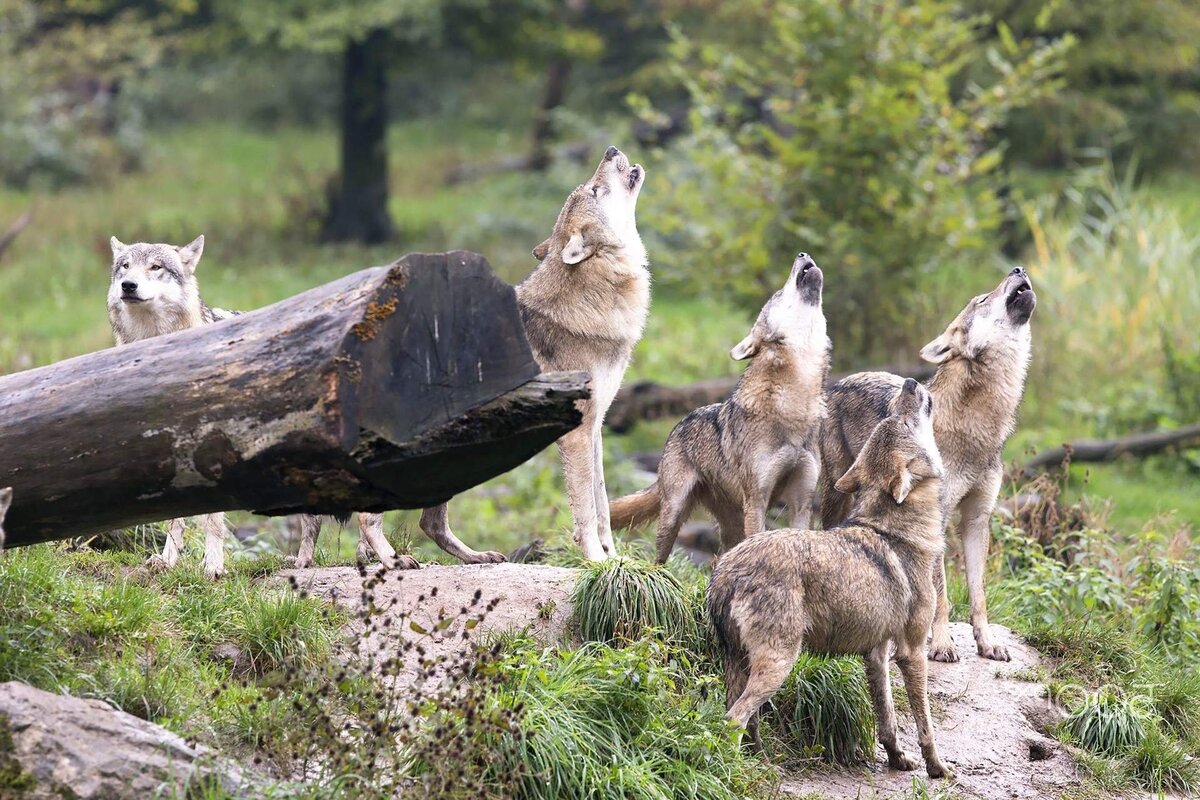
xmin=779 ymin=623 xmax=1081 ymax=799
xmin=0 ymin=681 xmax=259 ymax=799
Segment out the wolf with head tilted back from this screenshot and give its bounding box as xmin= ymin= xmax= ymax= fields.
xmin=820 ymin=267 xmax=1036 ymax=662
xmin=107 ymin=235 xmax=235 ymax=578
xmin=609 ymin=253 xmax=830 ymax=563
xmin=419 ymin=146 xmax=649 ymax=562
xmin=709 ymin=379 xmax=951 ymax=778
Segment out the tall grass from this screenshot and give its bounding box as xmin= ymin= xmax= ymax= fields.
xmin=571 ymin=558 xmax=697 ymax=647
xmin=772 ymin=653 xmax=875 ymax=766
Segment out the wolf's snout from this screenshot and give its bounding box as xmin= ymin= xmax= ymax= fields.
xmin=1009 ymin=266 xmax=1026 ymax=276
xmin=605 ymin=145 xmax=620 ymax=161
xmin=121 ymin=281 xmax=138 ymax=294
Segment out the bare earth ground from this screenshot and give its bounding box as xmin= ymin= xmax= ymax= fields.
xmin=281 ymin=563 xmax=1080 ymax=799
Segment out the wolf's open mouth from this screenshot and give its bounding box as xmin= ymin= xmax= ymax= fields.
xmin=121 ymin=295 xmax=146 ymax=304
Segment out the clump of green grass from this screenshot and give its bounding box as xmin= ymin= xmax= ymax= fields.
xmin=771 ymin=653 xmax=875 ymax=765
xmin=1062 ymin=689 xmax=1148 ymax=758
xmin=233 ymin=588 xmax=335 ymax=675
xmin=1125 ymin=726 xmax=1199 ymax=794
xmin=571 ymin=558 xmax=696 ymax=647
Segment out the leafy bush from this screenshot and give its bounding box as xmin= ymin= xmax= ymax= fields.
xmin=571 ymin=558 xmax=696 ymax=647
xmin=772 ymin=653 xmax=875 ymax=765
xmin=642 ymin=0 xmax=1069 ymax=358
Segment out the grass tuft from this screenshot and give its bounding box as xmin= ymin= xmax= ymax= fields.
xmin=571 ymin=558 xmax=695 ymax=647
xmin=1062 ymin=689 xmax=1148 ymax=757
xmin=772 ymin=653 xmax=875 ymax=765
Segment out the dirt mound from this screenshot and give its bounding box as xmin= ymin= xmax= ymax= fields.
xmin=284 ymin=563 xmax=1078 ymax=799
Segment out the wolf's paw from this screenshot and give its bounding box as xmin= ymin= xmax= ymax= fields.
xmin=926 ymin=760 xmax=952 ymax=780
xmin=978 ymin=641 xmax=1011 ymax=662
xmin=389 ymin=555 xmax=421 ymax=570
xmin=282 ymin=555 xmax=313 ymax=569
xmin=464 ymin=550 xmax=506 ymax=564
xmin=928 ymin=640 xmax=960 ymax=663
xmin=204 ymin=564 xmax=225 ymax=581
xmin=145 ymin=555 xmax=169 ymax=573
xmin=887 ymin=750 xmax=919 ymax=771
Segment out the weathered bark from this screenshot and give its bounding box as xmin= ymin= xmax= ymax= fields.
xmin=605 ymin=363 xmax=936 ymax=433
xmin=0 ymin=252 xmax=588 ymax=547
xmin=323 ymin=29 xmax=394 ymax=243
xmin=1022 ymin=423 xmax=1200 ymax=475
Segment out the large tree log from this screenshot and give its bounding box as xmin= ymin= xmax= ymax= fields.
xmin=1022 ymin=423 xmax=1200 ymax=475
xmin=0 ymin=251 xmax=588 ymax=548
xmin=606 ymin=363 xmax=935 ymax=432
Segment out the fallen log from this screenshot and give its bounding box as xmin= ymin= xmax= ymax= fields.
xmin=606 ymin=362 xmax=935 ymax=432
xmin=0 ymin=251 xmax=589 ymax=548
xmin=1022 ymin=423 xmax=1200 ymax=476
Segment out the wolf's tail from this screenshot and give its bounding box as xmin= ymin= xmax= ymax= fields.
xmin=706 ymin=571 xmax=748 ymax=712
xmin=608 ymin=482 xmax=662 ymax=530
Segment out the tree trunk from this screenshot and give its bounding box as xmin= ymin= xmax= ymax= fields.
xmin=0 ymin=252 xmax=588 ymax=547
xmin=323 ymin=29 xmax=394 ymax=243
xmin=1021 ymin=423 xmax=1200 ymax=476
xmin=528 ymin=59 xmax=572 ymax=171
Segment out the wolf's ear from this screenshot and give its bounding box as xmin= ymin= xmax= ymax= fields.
xmin=532 ymin=238 xmax=551 ymax=260
xmin=178 ymin=235 xmax=205 ymax=274
xmin=730 ymin=332 xmax=760 ymax=361
xmin=833 ymin=465 xmax=861 ymax=496
xmin=0 ymin=486 xmax=11 ymax=521
xmin=110 ymin=237 xmax=126 ymax=258
xmin=561 ymin=232 xmax=595 ymax=265
xmin=888 ymin=460 xmax=916 ymax=505
xmin=919 ymin=331 xmax=955 ymax=364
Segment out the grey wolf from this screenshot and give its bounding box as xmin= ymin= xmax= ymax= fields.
xmin=288 ymin=513 xmax=421 ymax=570
xmin=0 ymin=486 xmax=11 ymax=553
xmin=820 ymin=267 xmax=1035 ymax=662
xmin=609 ymin=253 xmax=830 ymax=563
xmin=425 ymin=145 xmax=650 ymax=562
xmin=708 ymin=378 xmax=951 ymax=778
xmin=108 ymin=235 xmax=234 ymax=579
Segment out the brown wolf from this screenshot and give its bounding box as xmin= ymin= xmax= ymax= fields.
xmin=820 ymin=267 xmax=1035 ymax=662
xmin=423 ymin=145 xmax=649 ymax=562
xmin=708 ymin=378 xmax=951 ymax=779
xmin=609 ymin=253 xmax=830 ymax=562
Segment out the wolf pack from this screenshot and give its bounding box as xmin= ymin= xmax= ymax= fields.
xmin=88 ymin=145 xmax=1038 ymax=779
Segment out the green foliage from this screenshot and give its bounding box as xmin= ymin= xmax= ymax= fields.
xmin=1062 ymin=689 xmax=1148 ymax=757
xmin=1125 ymin=726 xmax=1200 ymax=795
xmin=233 ymin=588 xmax=336 ymax=675
xmin=772 ymin=653 xmax=875 ymax=765
xmin=642 ymin=0 xmax=1069 ymax=357
xmin=571 ymin=557 xmax=696 ymax=647
xmin=968 ymin=0 xmax=1200 ymax=172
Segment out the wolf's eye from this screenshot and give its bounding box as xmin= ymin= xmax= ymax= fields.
xmin=150 ymin=263 xmax=162 ymax=271
xmin=590 ymin=185 xmax=598 ymax=197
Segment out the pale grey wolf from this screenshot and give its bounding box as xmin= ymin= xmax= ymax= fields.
xmin=820 ymin=267 xmax=1035 ymax=662
xmin=423 ymin=145 xmax=649 ymax=562
xmin=288 ymin=513 xmax=420 ymax=570
xmin=108 ymin=235 xmax=234 ymax=579
xmin=0 ymin=486 xmax=11 ymax=553
xmin=708 ymin=378 xmax=951 ymax=779
xmin=608 ymin=253 xmax=830 ymax=563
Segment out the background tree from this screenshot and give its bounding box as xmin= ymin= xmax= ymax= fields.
xmin=640 ymin=0 xmax=1071 ymax=361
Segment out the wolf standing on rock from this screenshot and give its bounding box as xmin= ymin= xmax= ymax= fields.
xmin=609 ymin=253 xmax=830 ymax=562
xmin=709 ymin=379 xmax=951 ymax=778
xmin=820 ymin=267 xmax=1036 ymax=662
xmin=422 ymin=145 xmax=649 ymax=561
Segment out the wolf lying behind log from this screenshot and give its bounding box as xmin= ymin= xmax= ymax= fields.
xmin=708 ymin=378 xmax=951 ymax=779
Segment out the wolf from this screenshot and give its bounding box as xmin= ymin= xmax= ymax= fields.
xmin=820 ymin=267 xmax=1035 ymax=662
xmin=0 ymin=486 xmax=11 ymax=553
xmin=108 ymin=235 xmax=236 ymax=579
xmin=421 ymin=145 xmax=649 ymax=563
xmin=708 ymin=378 xmax=951 ymax=779
xmin=288 ymin=513 xmax=423 ymax=570
xmin=608 ymin=253 xmax=830 ymax=563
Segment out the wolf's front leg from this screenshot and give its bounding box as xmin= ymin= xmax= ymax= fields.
xmin=558 ymin=422 xmax=606 ymax=561
xmin=927 ymin=557 xmax=958 ymax=662
xmin=865 ymin=643 xmax=917 ymax=771
xmin=592 ymin=425 xmax=617 ymax=557
xmin=357 ymin=512 xmax=419 ymax=570
xmin=147 ymin=517 xmax=188 ymax=572
xmin=960 ymin=477 xmax=1008 ymax=661
xmin=199 ymin=513 xmax=227 ymax=580
xmin=896 ymin=645 xmax=952 ymax=779
xmin=287 ymin=514 xmax=321 ymax=568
